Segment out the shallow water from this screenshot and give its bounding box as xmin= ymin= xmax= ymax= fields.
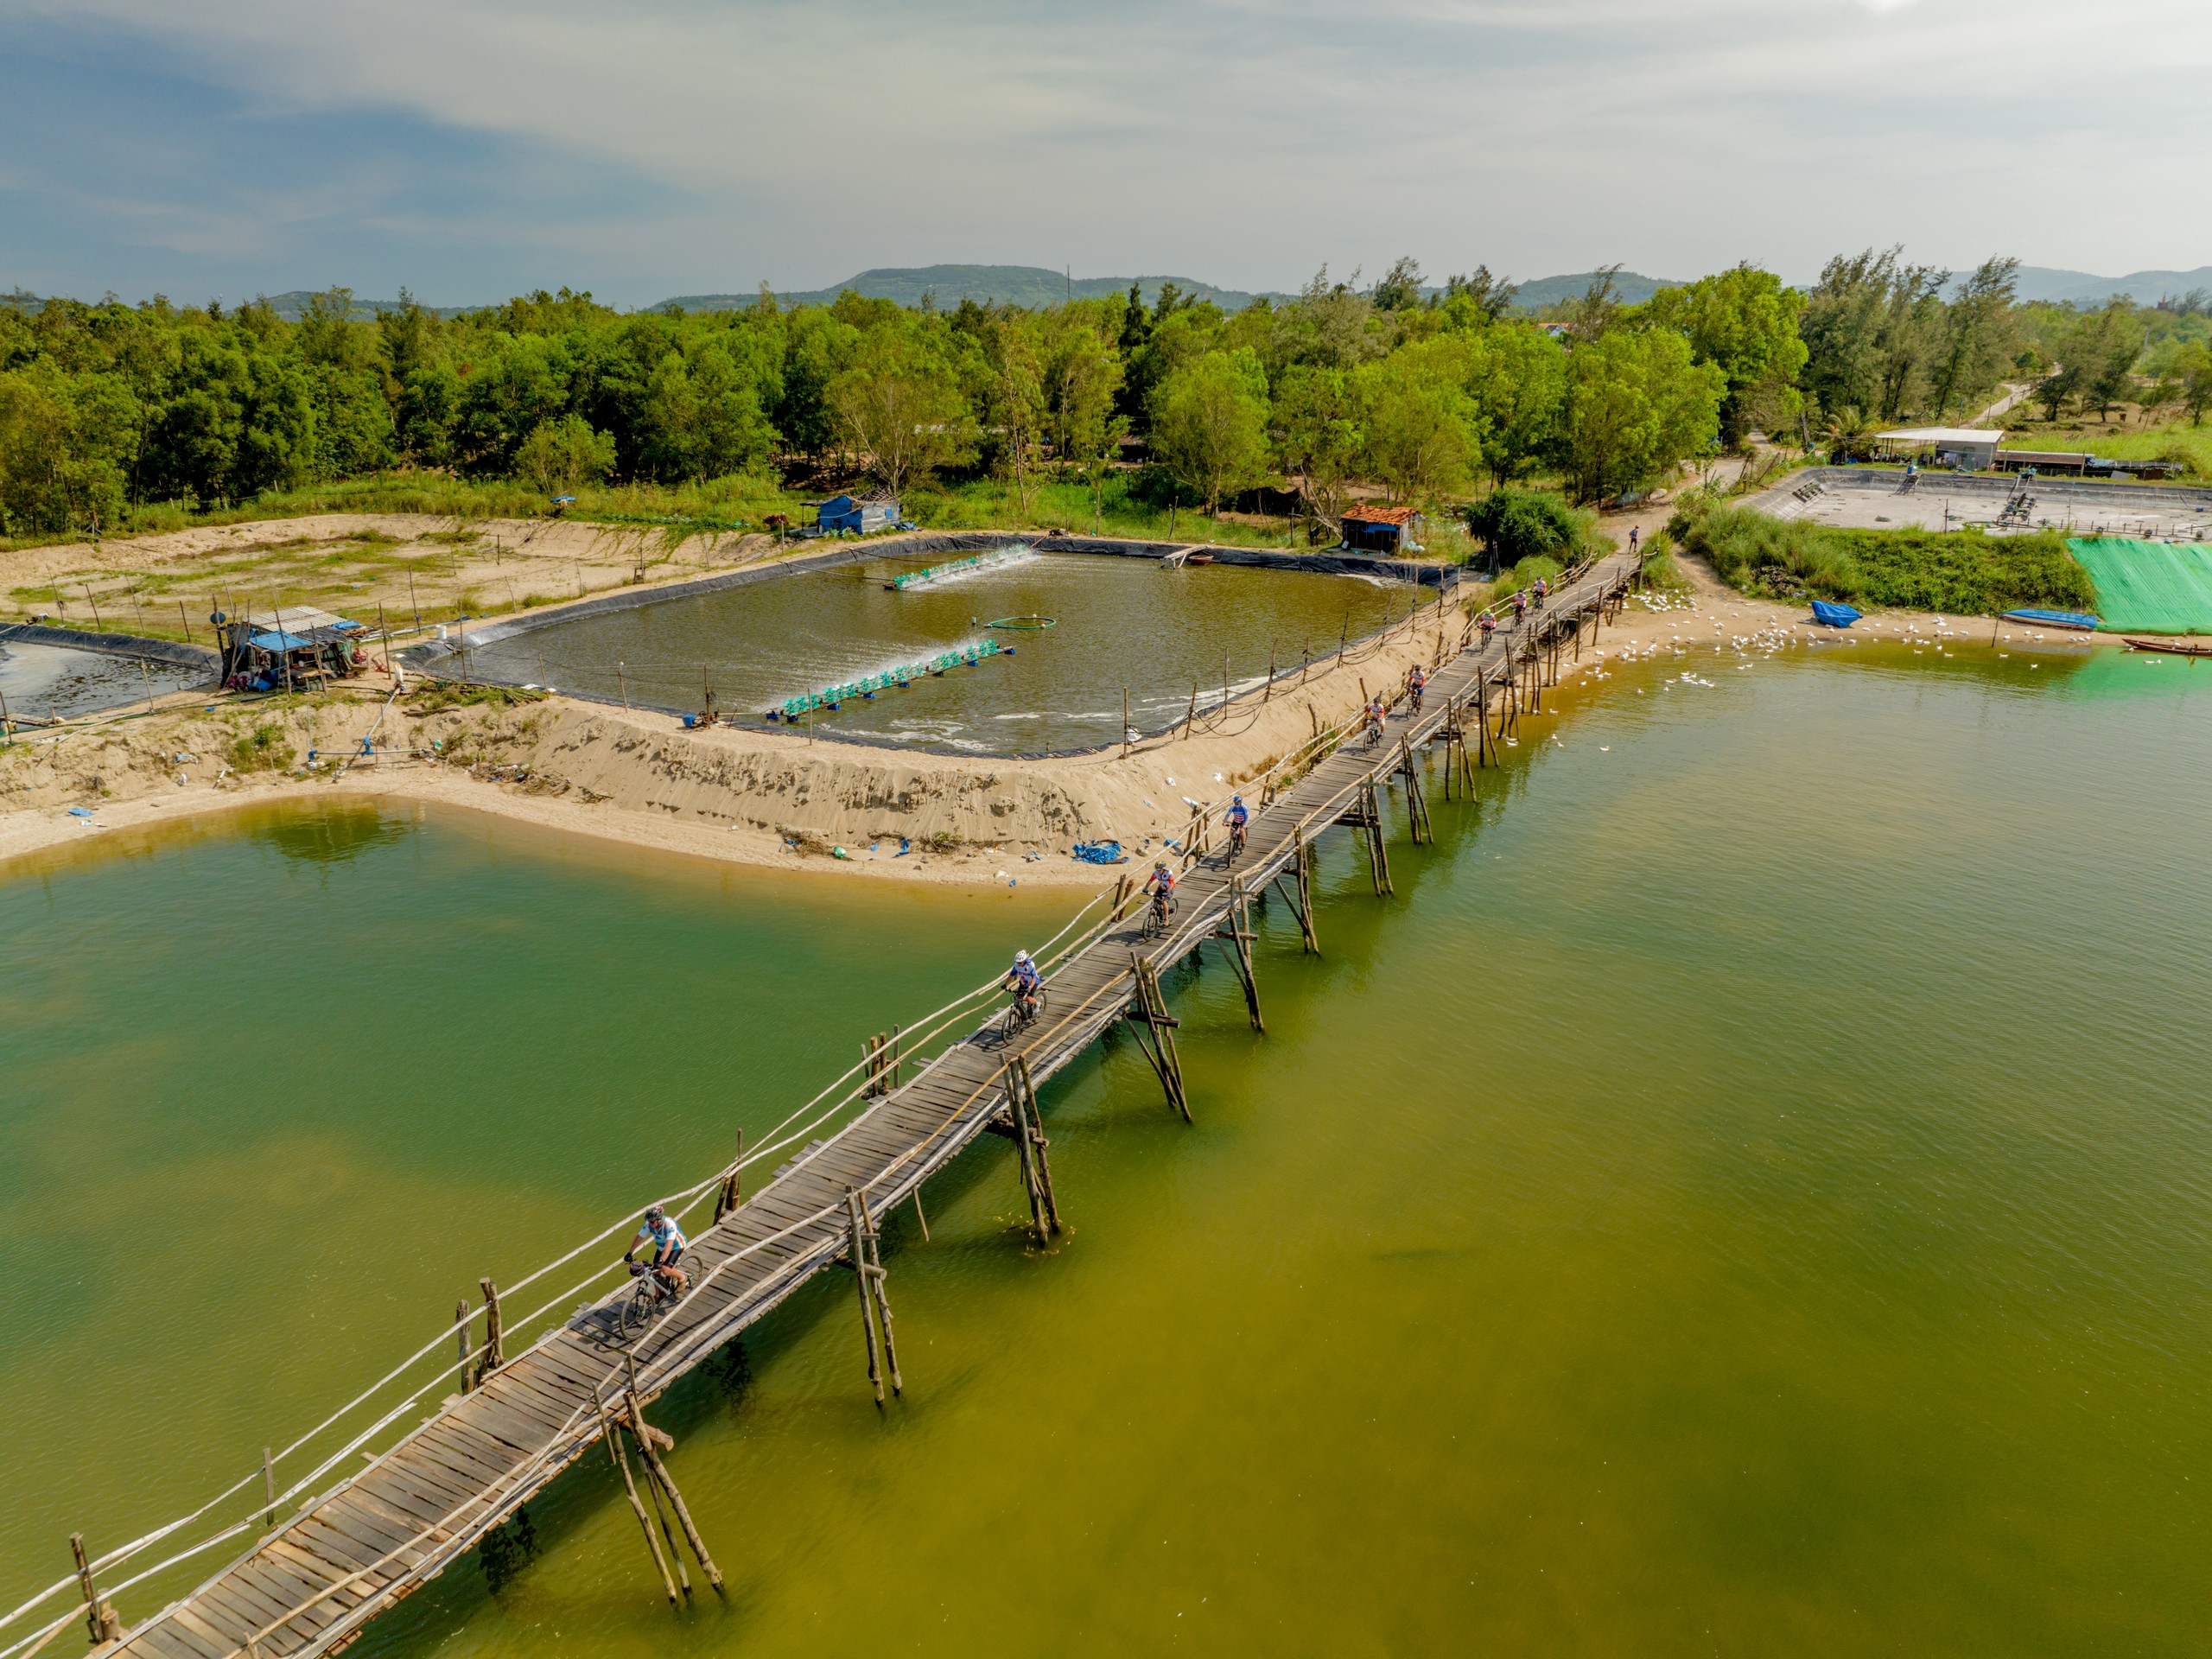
xmin=0 ymin=639 xmax=207 ymax=721
xmin=457 ymin=551 xmax=1424 ymax=753
xmin=3 ymin=639 xmax=2209 ymax=1654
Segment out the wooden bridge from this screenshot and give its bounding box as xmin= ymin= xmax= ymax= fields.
xmin=59 ymin=553 xmax=1639 ymax=1659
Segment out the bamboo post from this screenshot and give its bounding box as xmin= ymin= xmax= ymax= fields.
xmin=263 ymin=1446 xmax=276 ymax=1529
xmin=847 ymin=1192 xmax=882 ymax=1402
xmin=912 ymin=1186 xmax=930 ymax=1241
xmin=477 ymin=1279 xmax=504 ymax=1382
xmin=1294 ymin=830 xmax=1319 ymax=953
xmin=1122 ymin=686 xmax=1130 ymax=755
xmin=71 ymin=1533 xmax=121 ymax=1645
xmin=857 ymin=1189 xmax=901 ymax=1394
xmin=633 ymin=1432 xmax=691 ymax=1597
xmin=596 ymin=1389 xmax=679 ymax=1604
xmin=624 ymin=1372 xmax=724 ymax=1592
xmin=1220 ymin=875 xmax=1264 ymax=1032
xmin=1182 ymin=683 xmax=1198 ymax=740
xmin=454 ymin=1300 xmax=472 ymax=1395
xmin=1014 ymin=1056 xmax=1062 ymax=1235
xmin=713 ymin=1135 xmax=743 ymax=1224
xmin=1006 ymin=1063 xmax=1051 ymax=1243
xmin=1366 ymin=780 xmax=1395 ymax=895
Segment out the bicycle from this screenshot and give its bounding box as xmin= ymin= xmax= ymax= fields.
xmin=1363 ymin=719 xmax=1386 ymax=750
xmin=997 ymin=984 xmax=1046 ymax=1039
xmin=616 ymin=1260 xmax=687 ymax=1340
xmin=1225 ymin=821 xmax=1248 ymax=863
xmin=1141 ymin=892 xmax=1179 ymax=939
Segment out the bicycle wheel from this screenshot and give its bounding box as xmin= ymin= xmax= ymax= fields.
xmin=616 ymin=1278 xmax=654 ymax=1340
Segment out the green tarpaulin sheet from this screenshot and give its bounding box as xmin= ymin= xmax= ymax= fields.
xmin=2066 ymin=537 xmax=2212 ymax=634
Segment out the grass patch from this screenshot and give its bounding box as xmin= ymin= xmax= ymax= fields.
xmin=407 ymin=682 xmax=547 ymax=714
xmin=1672 ymin=501 xmax=2097 ymax=615
xmin=908 ymin=474 xmax=1310 ymax=550
xmin=226 ymin=721 xmax=293 ymax=772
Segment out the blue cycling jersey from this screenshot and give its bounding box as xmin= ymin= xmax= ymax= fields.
xmin=639 ymin=1216 xmax=688 ymax=1258
xmin=1013 ymin=961 xmax=1041 ymax=991
xmin=1226 ymin=804 xmax=1248 ymax=826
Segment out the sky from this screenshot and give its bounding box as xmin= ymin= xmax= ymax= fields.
xmin=3 ymin=0 xmax=2209 ymax=310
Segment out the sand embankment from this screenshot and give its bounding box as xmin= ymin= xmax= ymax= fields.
xmin=0 ymin=564 xmax=2115 ymax=882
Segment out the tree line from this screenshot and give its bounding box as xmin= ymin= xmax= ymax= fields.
xmin=3 ymin=251 xmax=2202 ymax=542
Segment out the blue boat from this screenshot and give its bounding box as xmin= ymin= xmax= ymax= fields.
xmin=1809 ymin=600 xmax=1862 ymax=628
xmin=2001 ymin=608 xmax=2101 ymax=632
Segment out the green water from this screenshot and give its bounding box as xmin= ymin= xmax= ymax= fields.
xmin=3 ymin=640 xmax=2209 ymax=1654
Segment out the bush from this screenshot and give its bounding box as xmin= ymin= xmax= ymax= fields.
xmin=1669 ymin=501 xmax=2097 ymax=614
xmin=226 ymin=721 xmax=291 ymax=772
xmin=1460 ymin=489 xmax=1587 ymax=569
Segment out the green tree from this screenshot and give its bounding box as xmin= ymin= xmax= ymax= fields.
xmin=1930 ymin=257 xmax=2021 ymax=419
xmin=1553 ymin=327 xmax=1725 ymax=503
xmin=1147 ymin=347 xmax=1271 ymax=515
xmin=1354 ymin=338 xmax=1480 ymax=501
xmin=1273 ymin=363 xmax=1364 ymax=524
xmin=827 ymin=327 xmax=974 ymax=496
xmin=513 ymin=414 xmax=615 ymax=494
xmin=1459 ymin=323 xmax=1567 ymax=486
xmin=1644 ymin=264 xmax=1809 ymax=448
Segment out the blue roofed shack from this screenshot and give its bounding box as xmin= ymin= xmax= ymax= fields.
xmin=812 ymin=494 xmax=900 ymax=534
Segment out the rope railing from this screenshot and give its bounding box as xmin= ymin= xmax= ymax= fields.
xmin=1 ymin=554 xmax=1634 ymax=1659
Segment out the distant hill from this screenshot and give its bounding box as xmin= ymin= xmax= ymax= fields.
xmin=1507 ymin=270 xmax=1684 ymax=310
xmin=257 ymin=290 xmax=483 ymax=321
xmin=2009 ymin=265 xmax=2212 ymax=306
xmin=657 ymin=265 xmax=1281 ymax=314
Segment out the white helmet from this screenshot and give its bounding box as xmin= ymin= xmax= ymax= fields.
xmin=1014 ymin=950 xmax=1031 ymax=964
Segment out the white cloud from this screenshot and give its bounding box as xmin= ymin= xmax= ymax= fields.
xmin=6 ymin=0 xmax=2211 ymax=300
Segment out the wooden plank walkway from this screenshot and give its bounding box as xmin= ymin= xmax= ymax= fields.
xmin=102 ymin=553 xmax=1638 ymax=1659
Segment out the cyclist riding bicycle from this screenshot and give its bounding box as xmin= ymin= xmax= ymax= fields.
xmin=1224 ymin=795 xmax=1249 ymax=857
xmin=1478 ymin=610 xmax=1497 ymax=643
xmin=625 ymin=1204 xmax=689 ymax=1294
xmin=1406 ymin=664 xmax=1428 ymax=714
xmin=1532 ymin=575 xmax=1548 ymax=607
xmin=1363 ymin=696 xmax=1388 ymax=745
xmin=1143 ymin=861 xmax=1178 ymax=926
xmin=1510 ymin=591 xmax=1528 ymax=623
xmin=1004 ymin=949 xmax=1042 ymax=1022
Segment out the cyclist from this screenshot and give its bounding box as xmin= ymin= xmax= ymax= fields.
xmin=1532 ymin=575 xmax=1548 ymax=607
xmin=1478 ymin=610 xmax=1497 ymax=645
xmin=1004 ymin=949 xmax=1042 ymax=1024
xmin=1510 ymin=591 xmax=1528 ymax=625
xmin=1224 ymin=795 xmax=1249 ymax=858
xmin=1406 ymin=664 xmax=1428 ymax=714
xmin=625 ymin=1204 xmax=689 ymax=1294
xmin=1143 ymin=861 xmax=1178 ymax=928
xmin=1363 ymin=695 xmax=1389 ymax=746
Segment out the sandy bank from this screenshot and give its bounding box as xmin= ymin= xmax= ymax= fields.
xmin=0 ymin=563 xmax=2126 ymax=884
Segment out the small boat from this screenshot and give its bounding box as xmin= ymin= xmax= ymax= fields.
xmin=1808 ymin=600 xmax=1862 ymax=628
xmin=2001 ymin=608 xmax=2101 ymax=631
xmin=1185 ymin=554 xmax=1214 ymax=565
xmin=2124 ymin=635 xmax=2212 ymax=657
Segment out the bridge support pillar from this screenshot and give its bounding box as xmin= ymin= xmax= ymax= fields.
xmin=844 ymin=1188 xmax=903 ymax=1404
xmin=1216 ymin=876 xmax=1264 ymax=1033
xmin=596 ymin=1388 xmax=681 ymax=1605
xmin=622 ymin=1358 xmax=725 ymax=1594
xmin=1273 ymin=830 xmax=1319 ymax=955
xmin=1123 ymin=953 xmax=1192 ymax=1122
xmin=1006 ymin=1056 xmax=1063 ymax=1241
xmin=1398 ymin=739 xmax=1433 ymax=844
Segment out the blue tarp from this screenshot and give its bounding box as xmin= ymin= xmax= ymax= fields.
xmin=250 ymin=630 xmax=313 ymax=651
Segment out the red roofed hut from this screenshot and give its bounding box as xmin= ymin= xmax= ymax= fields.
xmin=1341 ymin=504 xmax=1426 ymax=556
